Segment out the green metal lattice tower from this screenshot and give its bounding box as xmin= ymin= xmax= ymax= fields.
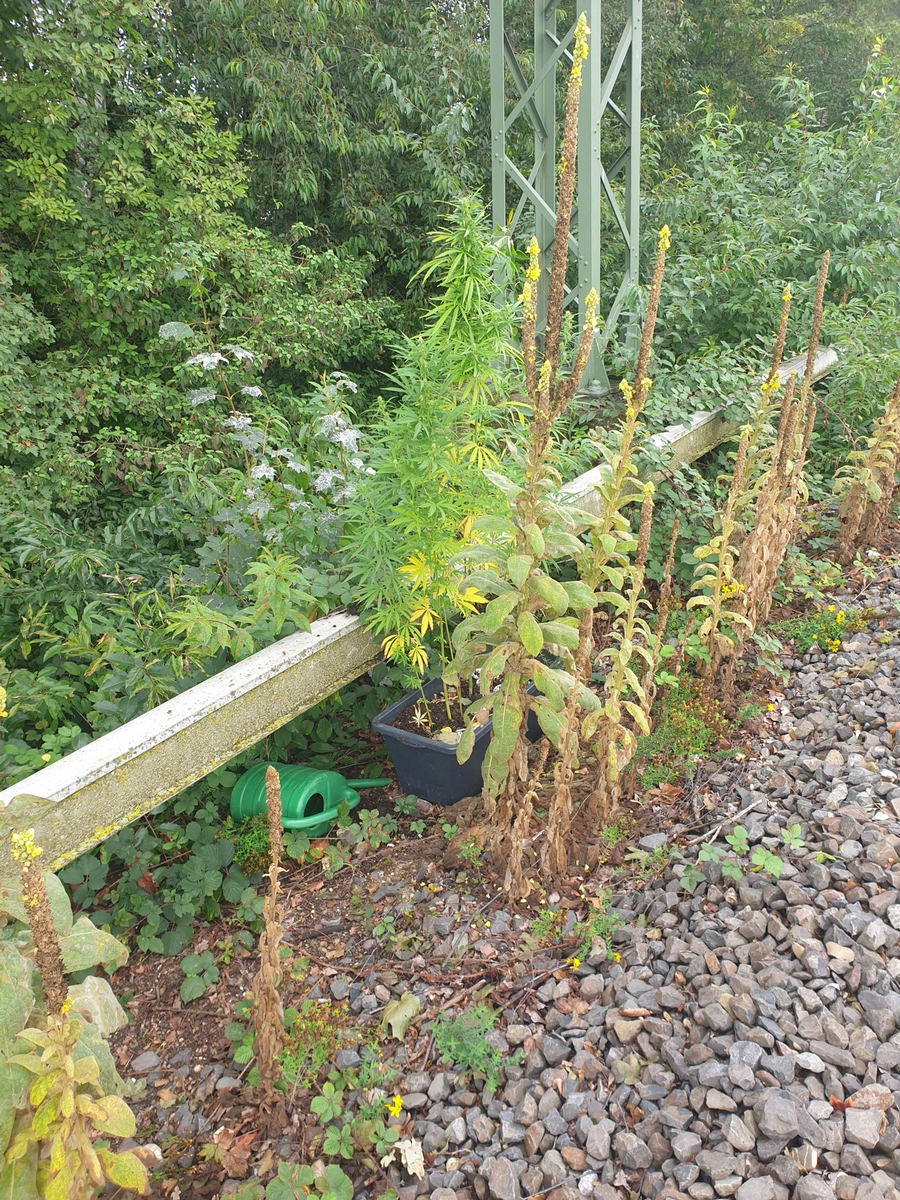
xmin=490 ymin=1 xmax=643 ymax=391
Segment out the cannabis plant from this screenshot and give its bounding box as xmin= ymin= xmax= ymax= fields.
xmin=344 ymin=195 xmax=517 ymax=681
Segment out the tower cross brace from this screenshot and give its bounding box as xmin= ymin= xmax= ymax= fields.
xmin=490 ymin=1 xmax=643 ymax=392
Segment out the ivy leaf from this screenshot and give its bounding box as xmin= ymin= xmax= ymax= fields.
xmin=379 ymin=992 xmax=421 ymax=1040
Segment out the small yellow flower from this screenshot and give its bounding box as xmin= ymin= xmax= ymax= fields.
xmin=386 ymin=1094 xmax=404 ymax=1118
xmin=41 ymin=753 xmax=51 ymax=762
xmin=60 ymin=997 xmax=73 ymax=1015
xmin=658 ymin=225 xmax=672 ymax=253
xmin=767 ymin=704 xmax=775 ymax=711
xmin=835 ymin=612 xmax=845 ymax=625
xmin=827 ymin=605 xmax=835 ymax=612
xmin=612 ymin=952 xmax=622 ymax=963
xmin=567 ymin=956 xmax=581 ymax=971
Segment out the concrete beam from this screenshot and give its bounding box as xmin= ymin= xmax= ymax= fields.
xmin=560 ymin=346 xmax=838 ymax=512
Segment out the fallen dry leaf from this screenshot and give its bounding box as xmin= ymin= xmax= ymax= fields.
xmin=211 ymin=1127 xmax=257 ymax=1178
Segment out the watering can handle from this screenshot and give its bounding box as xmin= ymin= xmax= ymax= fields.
xmin=345 ymin=779 xmax=393 ymax=789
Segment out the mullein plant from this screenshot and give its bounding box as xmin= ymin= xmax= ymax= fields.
xmin=722 ymin=252 xmax=831 ymax=676
xmin=688 ymin=284 xmax=794 ymax=683
xmin=834 ymin=374 xmax=900 ymax=565
xmin=687 ymin=256 xmax=830 ymax=685
xmin=250 ymin=766 xmax=288 ymax=1135
xmin=542 ymin=226 xmax=672 ymax=879
xmin=579 ymin=488 xmax=656 ymax=832
xmin=4 ymin=831 xmax=148 ymax=1198
xmin=445 ymin=14 xmax=606 ymax=898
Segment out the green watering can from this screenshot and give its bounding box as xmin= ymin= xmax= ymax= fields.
xmin=230 ymin=764 xmax=391 ymax=839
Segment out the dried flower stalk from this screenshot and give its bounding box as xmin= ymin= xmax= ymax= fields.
xmin=251 ymin=766 xmax=287 ymax=1134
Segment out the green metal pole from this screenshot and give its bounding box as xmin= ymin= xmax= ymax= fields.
xmin=534 ymin=0 xmax=557 ymax=332
xmin=624 ymin=0 xmax=643 ymax=357
xmin=489 ymin=0 xmax=507 ymax=235
xmin=578 ymin=0 xmax=608 ymax=391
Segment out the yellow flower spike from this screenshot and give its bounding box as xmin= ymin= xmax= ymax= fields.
xmin=619 ymin=379 xmax=634 ymax=402
xmin=11 ymin=829 xmax=42 ymax=864
xmin=782 ymin=285 xmax=792 ymax=303
xmin=658 ymin=225 xmax=672 ymax=253
xmin=570 ymin=13 xmax=590 ymax=82
xmin=0 ymin=685 xmax=7 ymax=719
xmin=386 ymin=1094 xmax=404 ymax=1118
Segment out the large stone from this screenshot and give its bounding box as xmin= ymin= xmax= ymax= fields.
xmin=795 ymin=1180 xmax=837 ymax=1200
xmin=612 ymin=1130 xmax=652 ymax=1169
xmin=754 ymin=1093 xmax=799 ymax=1142
xmin=844 ymin=1108 xmax=883 ymax=1151
xmin=585 ymin=1122 xmax=611 ymax=1160
xmin=735 ymin=1179 xmax=779 ymax=1200
xmin=721 ymin=1114 xmax=756 ymax=1152
xmin=695 ymin=1150 xmax=739 ymax=1181
xmin=488 ymin=1158 xmax=522 ymax=1200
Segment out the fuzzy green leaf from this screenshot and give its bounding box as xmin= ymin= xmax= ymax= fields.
xmin=482 ymin=469 xmax=522 ymax=499
xmin=529 ymin=660 xmax=566 ymax=709
xmin=96 ymin=1148 xmax=148 ymax=1194
xmin=481 ymin=677 xmax=524 ymax=795
xmin=92 ymin=1095 xmax=137 ymax=1138
xmin=482 ymin=591 xmax=520 ymax=633
xmin=517 ymin=611 xmax=544 ymax=657
xmin=524 ymin=523 xmax=545 ymax=557
xmin=531 ymin=697 xmax=566 ymax=749
xmin=506 ymin=554 xmax=533 ymax=588
xmin=528 ymin=574 xmax=569 ymax=616
xmin=60 ymin=916 xmax=128 ymax=975
xmin=456 ymin=722 xmax=476 ymax=765
xmin=0 ymin=1139 xmax=39 ymax=1200
xmin=537 ymin=620 xmax=580 ymax=649
xmin=560 ymin=581 xmax=598 ymax=612
xmin=67 ymin=977 xmax=128 ymax=1039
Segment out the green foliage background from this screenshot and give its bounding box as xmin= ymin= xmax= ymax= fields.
xmin=0 ymin=0 xmax=899 ymax=949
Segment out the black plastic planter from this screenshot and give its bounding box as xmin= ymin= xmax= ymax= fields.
xmin=372 ymin=676 xmax=539 ymax=807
